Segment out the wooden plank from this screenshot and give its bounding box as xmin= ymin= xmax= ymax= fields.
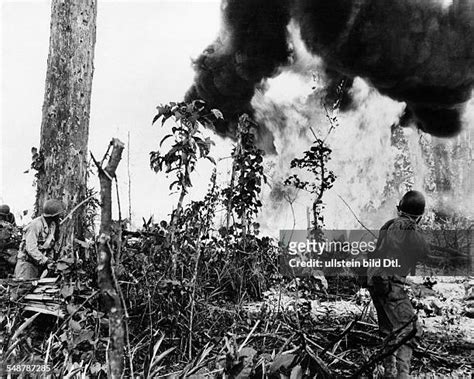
xmin=23 ymin=305 xmax=65 ymax=318
xmin=32 ymin=287 xmax=60 ymax=294
xmin=37 ymin=277 xmax=60 ymax=284
xmin=24 ymin=294 xmax=59 ymax=302
xmin=22 ymin=300 xmax=62 ymax=307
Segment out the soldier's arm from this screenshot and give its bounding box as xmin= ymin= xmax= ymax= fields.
xmin=24 ymin=223 xmax=48 ymax=265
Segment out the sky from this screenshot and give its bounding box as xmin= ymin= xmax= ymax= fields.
xmin=0 ymin=0 xmax=231 ymax=226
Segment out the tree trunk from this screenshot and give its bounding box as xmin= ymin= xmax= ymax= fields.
xmin=36 ymin=0 xmax=97 ymax=245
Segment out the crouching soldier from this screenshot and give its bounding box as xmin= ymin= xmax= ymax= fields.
xmin=367 ymin=191 xmax=430 ymax=378
xmin=14 ymin=199 xmax=64 ymax=280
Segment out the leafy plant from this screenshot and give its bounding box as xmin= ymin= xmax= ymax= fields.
xmin=150 ymin=100 xmax=220 ymax=214
xmin=285 ymin=138 xmax=336 ymax=229
xmin=222 ymin=114 xmax=267 ymax=236
xmin=150 ymin=100 xmax=220 ymax=274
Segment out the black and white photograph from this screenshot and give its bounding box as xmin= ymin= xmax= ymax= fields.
xmin=0 ymin=0 xmax=473 ymax=377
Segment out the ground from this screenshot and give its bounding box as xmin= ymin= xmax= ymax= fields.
xmin=242 ymin=275 xmax=473 ymax=378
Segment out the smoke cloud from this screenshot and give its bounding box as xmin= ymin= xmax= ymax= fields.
xmin=185 ymin=0 xmax=291 ymax=138
xmin=186 ymin=0 xmax=474 ymax=139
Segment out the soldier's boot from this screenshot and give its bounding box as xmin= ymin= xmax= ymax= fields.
xmin=383 ymin=354 xmax=397 ymax=378
xmin=396 ymin=344 xmax=412 ymax=379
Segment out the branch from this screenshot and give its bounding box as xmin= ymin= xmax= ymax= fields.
xmin=60 ymin=194 xmax=96 ymax=225
xmin=337 ymin=194 xmax=377 ymax=238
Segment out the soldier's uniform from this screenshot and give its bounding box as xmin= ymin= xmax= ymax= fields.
xmin=368 ymin=213 xmax=430 ymax=378
xmin=14 ymin=216 xmax=56 ymax=280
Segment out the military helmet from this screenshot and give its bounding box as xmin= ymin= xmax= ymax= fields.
xmin=43 ymin=199 xmax=65 ymax=217
xmin=398 ymin=190 xmax=425 ymax=216
xmin=0 ymin=204 xmax=10 ymax=215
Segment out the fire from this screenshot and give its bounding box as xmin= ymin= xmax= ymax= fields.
xmin=252 ymin=27 xmax=473 ymax=236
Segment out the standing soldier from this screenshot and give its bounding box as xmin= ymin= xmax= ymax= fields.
xmin=14 ymin=199 xmax=64 ymax=280
xmin=367 ymin=191 xmax=430 ymax=378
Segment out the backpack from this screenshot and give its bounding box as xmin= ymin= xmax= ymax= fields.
xmin=356 ymin=219 xmax=395 ymax=288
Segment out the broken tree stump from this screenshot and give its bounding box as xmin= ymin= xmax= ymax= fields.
xmin=94 ymin=138 xmax=125 ymax=378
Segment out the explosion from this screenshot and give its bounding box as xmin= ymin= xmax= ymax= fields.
xmin=186 ymin=0 xmax=474 ymax=139
xmin=183 ymin=0 xmax=473 ymax=233
xmin=255 ymin=70 xmax=473 ymax=234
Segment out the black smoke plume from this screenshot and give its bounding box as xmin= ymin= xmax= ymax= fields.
xmin=186 ymin=0 xmax=474 ymax=138
xmin=185 ymin=0 xmax=291 ymax=138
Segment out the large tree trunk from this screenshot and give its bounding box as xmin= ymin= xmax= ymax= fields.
xmin=36 ymin=0 xmax=97 ymax=245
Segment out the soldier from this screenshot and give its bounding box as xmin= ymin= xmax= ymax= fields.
xmin=0 ymin=204 xmax=16 ymax=225
xmin=367 ymin=191 xmax=430 ymax=378
xmin=14 ymin=199 xmax=64 ymax=280
xmin=0 ymin=204 xmax=21 ymax=276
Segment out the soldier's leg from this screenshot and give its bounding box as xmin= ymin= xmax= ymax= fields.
xmin=382 ymin=354 xmax=397 ymax=378
xmin=385 ymin=282 xmax=419 ymax=378
xmin=369 ymin=283 xmax=398 ymax=378
xmin=396 ymin=344 xmax=413 ymax=379
xmin=14 ymin=259 xmax=39 ymax=280
xmin=11 ymin=260 xmax=38 ymax=301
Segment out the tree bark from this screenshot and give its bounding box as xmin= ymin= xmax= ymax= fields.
xmin=36 ymin=0 xmax=97 ymax=244
xmin=96 ymin=138 xmax=125 ymax=378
